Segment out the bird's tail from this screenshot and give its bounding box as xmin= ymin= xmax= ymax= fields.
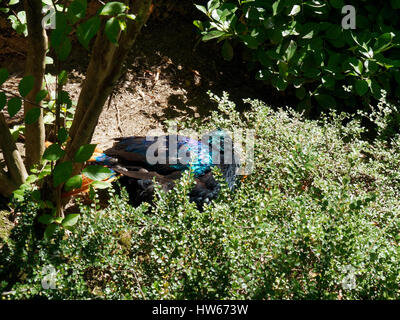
xmin=42 ymin=142 xmax=118 ymax=198
xmin=88 ymin=147 xmax=119 ymax=166
xmin=62 ymin=145 xmax=119 ymax=198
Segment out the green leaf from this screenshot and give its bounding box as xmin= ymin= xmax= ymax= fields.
xmin=76 ymin=16 xmax=100 ymax=49
xmin=221 ymin=40 xmax=233 ymax=61
xmin=35 ymin=89 xmax=48 ymax=103
xmin=7 ymin=97 xmax=22 ymax=117
xmin=0 ymin=68 xmax=9 ymax=86
xmin=19 ymin=75 xmax=35 ymax=97
xmin=275 ymin=77 xmax=287 ymax=91
xmin=44 ymin=223 xmax=57 ymax=239
xmin=68 ymin=0 xmax=87 ymax=20
xmin=391 ymin=0 xmax=400 ymax=8
xmin=207 ymin=0 xmax=220 ymax=12
xmin=373 ymin=32 xmax=395 ymax=54
xmin=370 ymin=79 xmax=382 ymax=99
xmin=58 ymin=70 xmax=68 ymax=86
xmin=105 ymin=17 xmax=120 ymax=44
xmin=88 ymin=184 xmax=95 ymax=199
xmin=193 ymin=20 xmax=203 ymax=31
xmin=325 ymin=24 xmax=342 ymax=40
xmin=9 ymin=0 xmax=19 ymax=5
xmin=315 ymin=94 xmax=336 ymax=109
xmin=58 ymin=127 xmax=69 ymax=144
xmin=202 ymin=30 xmax=225 ymax=41
xmin=58 ymin=90 xmax=72 ymax=108
xmin=45 ymin=56 xmax=54 ymax=65
xmin=50 ymin=13 xmax=69 ymax=48
xmin=118 ymin=19 xmax=127 ymax=31
xmin=322 ymin=76 xmax=335 ymax=89
xmin=31 ymin=189 xmax=41 ymax=201
xmin=295 ymin=86 xmax=306 ymax=100
xmin=289 ymin=5 xmax=301 ymax=16
xmin=25 ymin=107 xmax=41 ymax=125
xmin=82 ymin=165 xmax=113 ymax=181
xmin=64 ymin=175 xmax=83 ymax=192
xmin=99 ymin=1 xmax=127 ymax=15
xmin=62 ymin=214 xmax=80 ymax=228
xmin=257 ymin=50 xmax=272 ymax=67
xmin=38 ymin=214 xmax=54 ymax=225
xmin=286 ymin=40 xmax=297 ymax=62
xmin=91 ymin=181 xmax=112 ymax=189
xmin=55 ymin=37 xmax=71 ymax=61
xmin=329 ymin=0 xmax=345 ymax=9
xmin=43 ymin=143 xmax=65 ymax=161
xmin=195 ymin=4 xmax=208 ymax=15
xmin=355 ymin=79 xmax=369 ymax=96
xmin=346 ymin=58 xmax=363 ymax=75
xmin=8 ymin=12 xmax=27 ymax=35
xmin=53 ymin=161 xmax=73 ymax=187
xmin=272 ymin=0 xmax=280 ymax=16
xmin=13 ymin=188 xmax=25 ymax=201
xmin=239 ymin=34 xmax=258 ymax=49
xmin=74 ymin=144 xmax=96 ymax=162
xmin=0 ymin=92 xmax=6 ymax=111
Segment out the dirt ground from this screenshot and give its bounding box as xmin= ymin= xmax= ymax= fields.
xmin=0 ymin=2 xmax=283 ymax=152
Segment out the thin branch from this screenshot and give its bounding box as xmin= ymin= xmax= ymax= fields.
xmin=0 ymin=88 xmax=55 ymax=114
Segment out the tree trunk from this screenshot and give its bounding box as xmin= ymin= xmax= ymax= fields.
xmin=66 ymin=0 xmax=152 ymax=166
xmin=0 ymin=112 xmax=28 ymax=188
xmin=0 ymin=169 xmax=18 ymax=197
xmin=23 ymin=0 xmax=47 ymax=170
xmin=52 ymin=0 xmax=152 ymax=216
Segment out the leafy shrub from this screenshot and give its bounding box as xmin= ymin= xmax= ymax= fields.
xmin=194 ymin=0 xmax=400 ymax=113
xmin=2 ymin=93 xmax=400 ymax=299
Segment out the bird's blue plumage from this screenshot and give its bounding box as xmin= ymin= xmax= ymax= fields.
xmin=92 ymin=130 xmax=240 ymax=208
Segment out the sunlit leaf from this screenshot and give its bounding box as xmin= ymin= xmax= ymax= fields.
xmin=64 ymin=175 xmax=83 ymax=192
xmin=62 ymin=214 xmax=80 ymax=228
xmin=74 ymin=144 xmax=96 ymax=163
xmin=99 ymin=1 xmax=127 ymax=15
xmin=43 ymin=143 xmax=65 ymax=161
xmin=82 ymin=165 xmax=113 ymax=181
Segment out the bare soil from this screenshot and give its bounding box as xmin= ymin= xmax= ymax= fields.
xmin=1 ymin=2 xmax=280 ymax=152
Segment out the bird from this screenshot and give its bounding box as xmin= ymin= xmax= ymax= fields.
xmin=80 ymin=129 xmax=241 ymax=209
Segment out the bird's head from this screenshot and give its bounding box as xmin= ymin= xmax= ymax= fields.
xmin=204 ymin=129 xmax=240 ymax=190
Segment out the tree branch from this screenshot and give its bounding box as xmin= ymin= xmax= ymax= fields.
xmin=23 ymin=0 xmax=48 ymax=170
xmin=66 ymin=0 xmax=152 ymax=167
xmin=0 ymin=112 xmax=28 ymax=188
xmin=0 ymin=168 xmax=18 ymax=197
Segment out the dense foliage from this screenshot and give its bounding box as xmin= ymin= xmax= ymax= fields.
xmin=195 ymin=0 xmax=400 ymax=114
xmin=2 ymin=93 xmax=400 ymax=299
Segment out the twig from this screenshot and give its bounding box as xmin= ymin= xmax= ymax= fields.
xmin=132 ymin=268 xmax=146 ymax=299
xmin=0 ymin=88 xmax=54 ymax=114
xmin=114 ymin=102 xmax=123 ymax=135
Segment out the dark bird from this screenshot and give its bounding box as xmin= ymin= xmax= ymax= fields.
xmin=85 ymin=129 xmax=240 ymax=208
